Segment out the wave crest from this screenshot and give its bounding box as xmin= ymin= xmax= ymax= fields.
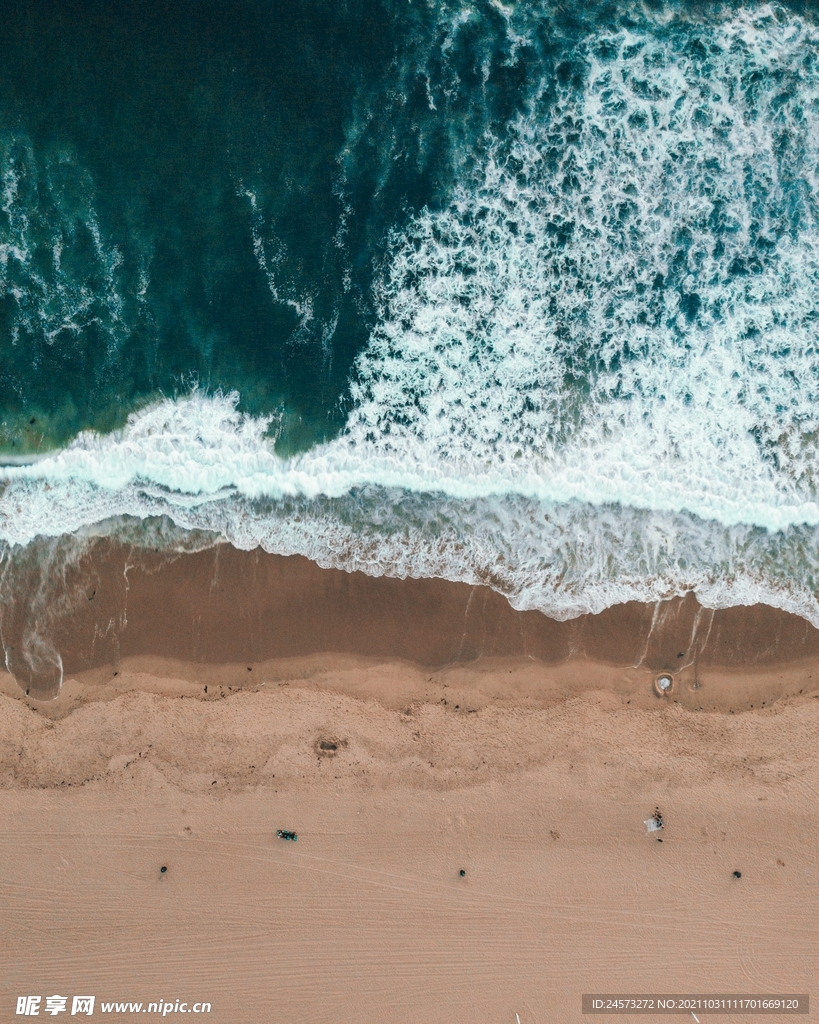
xmin=4 ymin=6 xmax=819 ymax=628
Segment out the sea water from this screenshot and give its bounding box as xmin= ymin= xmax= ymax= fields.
xmin=3 ymin=0 xmax=819 ymax=685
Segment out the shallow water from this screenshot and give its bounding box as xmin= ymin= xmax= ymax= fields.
xmin=3 ymin=1 xmax=819 ymax=688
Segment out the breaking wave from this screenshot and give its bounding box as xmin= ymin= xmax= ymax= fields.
xmin=4 ymin=4 xmax=819 ymax=627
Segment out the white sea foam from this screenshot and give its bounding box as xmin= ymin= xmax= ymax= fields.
xmin=348 ymin=6 xmax=819 ymax=528
xmin=3 ymin=6 xmax=819 ymax=625
xmin=0 ymin=137 xmax=127 ymax=352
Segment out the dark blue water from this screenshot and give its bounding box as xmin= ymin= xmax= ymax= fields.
xmin=5 ymin=0 xmax=819 ymax=693
xmin=0 ymin=0 xmax=590 ymax=453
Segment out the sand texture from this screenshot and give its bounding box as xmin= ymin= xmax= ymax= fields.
xmin=1 ymin=647 xmax=817 ymax=1023
xmin=1 ymin=550 xmax=817 ymax=1021
xmin=6 ymin=541 xmax=819 ymax=701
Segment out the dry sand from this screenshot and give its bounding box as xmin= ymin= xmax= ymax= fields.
xmin=0 ymin=548 xmax=817 ymax=1021
xmin=1 ymin=650 xmax=817 ymax=1023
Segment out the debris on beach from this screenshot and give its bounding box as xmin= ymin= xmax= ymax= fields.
xmin=654 ymin=674 xmax=674 ymax=697
xmin=644 ymin=808 xmax=664 ymax=832
xmin=276 ymin=829 xmax=298 ymax=842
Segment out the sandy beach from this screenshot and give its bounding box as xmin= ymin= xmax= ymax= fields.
xmin=5 ymin=1 xmax=819 ymax=1020
xmin=1 ymin=550 xmax=817 ymax=1022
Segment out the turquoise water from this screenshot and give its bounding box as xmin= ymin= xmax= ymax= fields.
xmin=4 ymin=0 xmax=819 ymax=687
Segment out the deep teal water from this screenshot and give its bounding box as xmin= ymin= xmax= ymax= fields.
xmin=0 ymin=0 xmax=588 ymax=453
xmin=5 ymin=1 xmax=819 ymax=691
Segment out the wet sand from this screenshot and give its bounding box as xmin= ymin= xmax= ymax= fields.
xmin=0 ymin=547 xmax=817 ymax=1022
xmin=4 ymin=539 xmax=819 ymax=704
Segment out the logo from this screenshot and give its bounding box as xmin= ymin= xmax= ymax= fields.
xmin=17 ymin=996 xmax=94 ymax=1017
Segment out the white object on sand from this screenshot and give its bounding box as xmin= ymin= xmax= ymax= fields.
xmin=644 ymin=816 xmax=663 ymax=832
xmin=653 ymin=673 xmax=675 ymax=697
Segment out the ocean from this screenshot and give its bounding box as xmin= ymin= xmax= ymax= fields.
xmin=3 ymin=0 xmax=819 ymax=690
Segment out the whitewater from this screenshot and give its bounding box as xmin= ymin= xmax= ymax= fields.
xmin=4 ymin=5 xmax=819 ymax=625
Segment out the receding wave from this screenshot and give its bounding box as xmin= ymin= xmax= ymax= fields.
xmin=3 ymin=5 xmax=819 ymax=627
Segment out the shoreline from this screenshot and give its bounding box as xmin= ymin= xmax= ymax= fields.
xmin=4 ymin=542 xmax=819 ymax=703
xmin=2 ymin=548 xmax=817 ymax=1021
xmin=4 ymin=644 xmax=819 ymax=723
